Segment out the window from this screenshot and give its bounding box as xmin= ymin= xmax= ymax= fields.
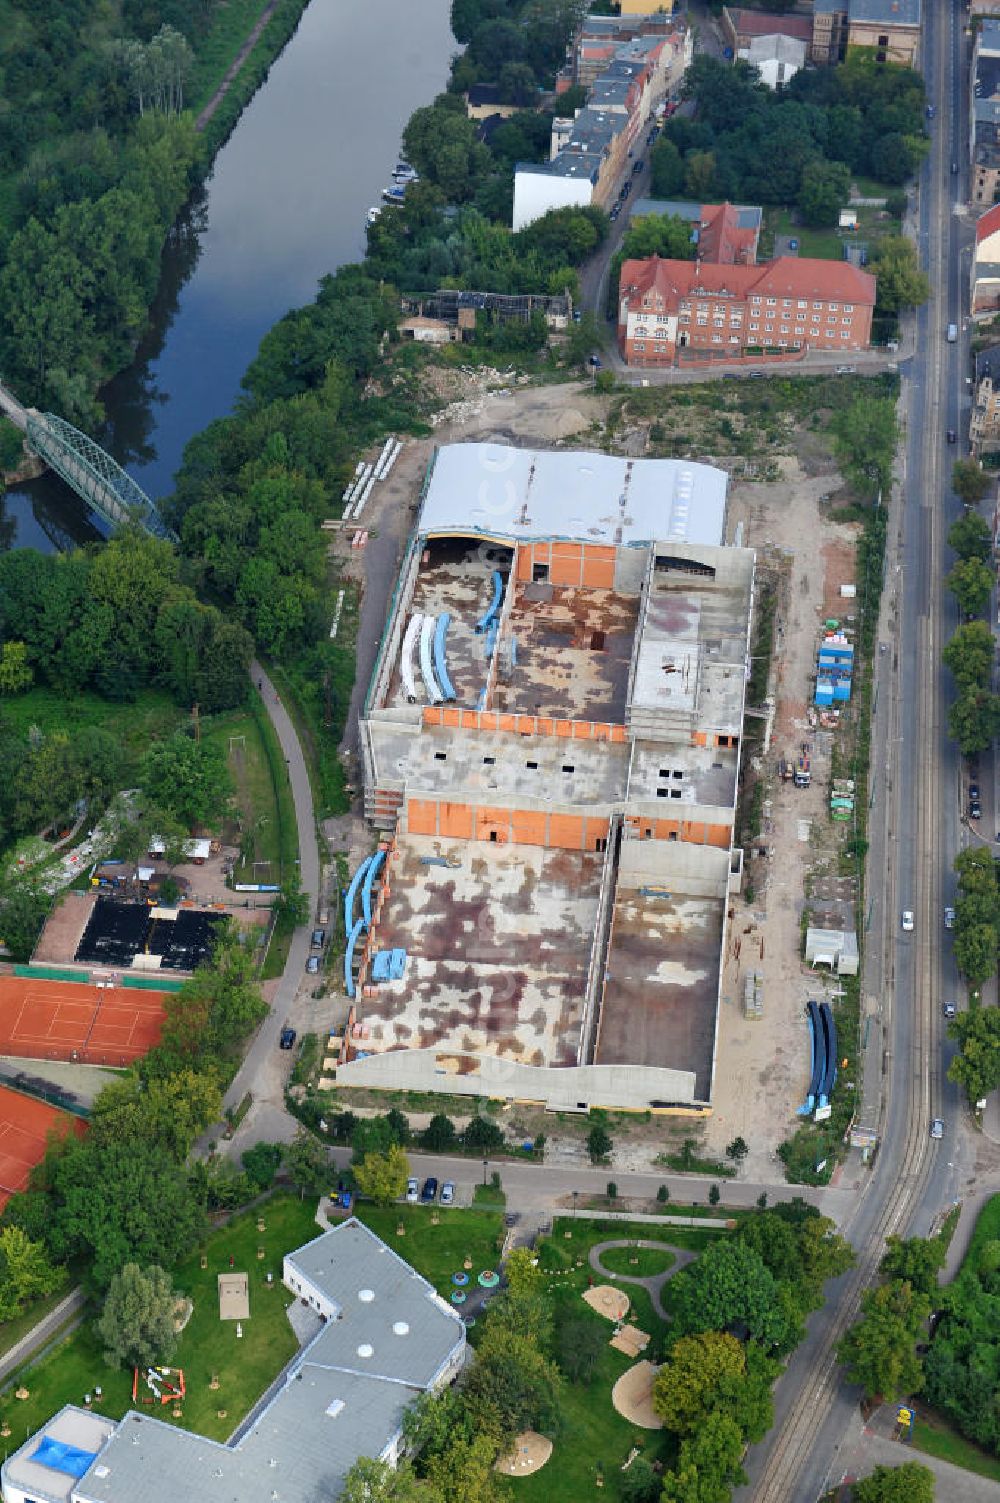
xmin=434 ymin=752 xmax=447 ymax=762
xmin=844 ymin=304 xmax=853 ymax=312
xmin=532 ymin=562 xmax=548 ymax=582
xmin=483 ymin=756 xmax=495 ymax=765
xmin=712 ymin=334 xmax=722 ymax=343
xmin=797 ymin=300 xmax=807 ymax=309
xmin=813 ymin=301 xmax=823 ymax=310
xmin=656 ymin=788 xmax=668 ymax=798
xmin=526 ymin=760 xmax=537 ymax=769
xmin=562 ymin=764 xmax=575 ymax=773
xmin=841 ymin=330 xmax=850 ymax=339
xmin=636 ymin=326 xmax=648 ymax=337
xmin=672 ymin=769 xmax=683 ymax=780
xmin=842 ymin=315 xmax=852 ymax=324
xmin=828 ymin=302 xmax=839 ymax=312
xmin=765 ymin=296 xmax=776 ymax=306
xmin=655 ymin=328 xmax=666 ymax=339
xmin=730 ymin=335 xmax=740 ymax=343
xmin=782 ymin=298 xmax=792 ymax=308
xmin=635 ymin=341 xmax=645 ymax=351
xmin=750 ymin=294 xmax=761 ymax=304
xmin=780 ymin=325 xmax=789 ymax=334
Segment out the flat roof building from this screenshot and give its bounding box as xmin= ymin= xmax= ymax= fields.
xmin=1 ymin=1221 xmax=465 ymax=1503
xmin=349 ymin=443 xmax=754 ymax=1114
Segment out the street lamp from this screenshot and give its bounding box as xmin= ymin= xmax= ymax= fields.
xmin=482 ymin=1157 xmax=488 ymax=1187
xmin=572 ymin=1189 xmax=578 ymax=1217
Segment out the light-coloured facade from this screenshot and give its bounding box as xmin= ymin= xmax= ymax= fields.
xmin=972 ymin=20 xmax=1000 ymax=207
xmin=970 ymin=343 xmax=1000 ymax=455
xmin=810 ymin=0 xmax=920 ymax=67
xmin=347 ymin=443 xmax=755 ymax=1115
xmin=738 ymin=33 xmax=807 ymax=89
xmin=2 ymin=1221 xmax=465 ymax=1503
xmin=972 ymin=203 xmax=1000 ymax=318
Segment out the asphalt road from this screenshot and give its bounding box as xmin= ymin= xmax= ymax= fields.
xmin=219 ymin=661 xmax=321 ymax=1117
xmin=738 ymin=7 xmax=976 ymax=1498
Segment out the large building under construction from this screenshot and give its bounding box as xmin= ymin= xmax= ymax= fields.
xmin=343 ymin=443 xmax=755 ymax=1114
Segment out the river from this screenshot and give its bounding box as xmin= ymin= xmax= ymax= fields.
xmin=2 ymin=0 xmax=455 ymax=553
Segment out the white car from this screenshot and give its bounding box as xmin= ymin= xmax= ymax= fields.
xmin=930 ymin=1118 xmax=944 ymax=1140
xmin=405 ymin=1177 xmax=419 ymax=1203
xmin=902 ymin=910 xmax=914 ymax=932
xmin=440 ymin=1181 xmax=455 ymax=1206
xmin=944 ymin=906 xmax=955 ymax=930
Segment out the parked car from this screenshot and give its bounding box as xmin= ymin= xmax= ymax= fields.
xmin=947 ymin=429 xmax=956 ymax=443
xmin=951 ymin=160 xmax=958 ymax=174
xmin=311 ymin=928 xmax=325 ymax=948
xmin=405 ymin=1177 xmax=419 ymax=1203
xmin=943 ymin=1001 xmax=957 ymax=1020
xmin=589 ymin=354 xmax=602 ymax=369
xmin=279 ymin=1026 xmax=296 ymax=1050
xmin=944 ymin=906 xmax=955 ymax=929
xmin=306 ymin=955 xmax=320 ymax=974
xmin=420 ymin=1177 xmax=438 ymax=1203
xmin=930 ymin=1118 xmax=944 ymax=1140
xmin=440 ymin=1181 xmax=455 ymax=1205
xmin=970 ymin=799 xmax=982 ymax=821
xmin=901 ymin=910 xmax=914 ymax=932
xmin=632 ymin=159 xmax=643 ymax=174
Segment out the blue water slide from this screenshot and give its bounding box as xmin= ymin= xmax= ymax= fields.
xmin=475 ymin=570 xmax=504 ymax=634
xmin=344 ymin=855 xmax=374 ymax=936
xmin=433 ymin=613 xmax=456 ymax=701
xmin=361 ymin=849 xmax=386 ymax=928
xmin=344 ymin=918 xmax=365 ymax=999
xmin=819 ymin=1001 xmax=838 ymax=1103
xmin=797 ymin=1000 xmax=824 ymax=1116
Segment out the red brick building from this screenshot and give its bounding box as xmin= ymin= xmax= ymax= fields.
xmin=617 ymin=255 xmax=876 ymax=368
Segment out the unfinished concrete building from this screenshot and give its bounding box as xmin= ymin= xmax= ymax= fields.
xmin=345 ymin=444 xmax=755 ymax=1114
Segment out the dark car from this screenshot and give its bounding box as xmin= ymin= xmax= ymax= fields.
xmin=947 ymin=429 xmax=957 ymax=443
xmin=970 ymin=782 xmax=980 ymax=800
xmin=279 ymin=1026 xmax=296 ymax=1050
xmin=311 ymin=928 xmax=325 ymax=948
xmin=632 ymin=159 xmax=643 ymax=174
xmin=420 ymin=1177 xmax=439 ymax=1203
xmin=971 ymin=801 xmax=982 ymax=821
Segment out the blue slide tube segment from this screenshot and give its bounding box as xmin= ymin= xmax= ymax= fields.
xmin=361 ymin=849 xmax=386 ymax=928
xmin=475 ymin=570 xmax=504 ymax=634
xmin=344 ymin=918 xmax=365 ymax=999
xmin=797 ymin=1000 xmax=824 ymax=1116
xmin=344 ymin=855 xmax=374 ymax=937
xmin=433 ymin=613 xmax=456 ymax=701
xmin=819 ymin=1001 xmax=838 ymax=1100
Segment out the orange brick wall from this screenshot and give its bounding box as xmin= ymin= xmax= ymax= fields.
xmin=404 ymin=800 xmax=611 ymax=852
xmin=423 ymin=707 xmax=627 ymax=743
xmin=514 ymin=541 xmax=617 ymax=590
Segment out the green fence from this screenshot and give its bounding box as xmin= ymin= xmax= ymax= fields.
xmin=121 ymin=975 xmax=185 ymax=993
xmin=15 ymin=966 xmax=90 ymax=984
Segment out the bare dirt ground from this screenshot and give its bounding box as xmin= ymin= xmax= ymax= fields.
xmin=704 ymin=458 xmax=861 ymax=1181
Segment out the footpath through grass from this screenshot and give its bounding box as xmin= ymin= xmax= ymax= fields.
xmin=0 ymin=1194 xmax=318 ymax=1444
xmin=0 ymin=1282 xmax=72 ymax=1361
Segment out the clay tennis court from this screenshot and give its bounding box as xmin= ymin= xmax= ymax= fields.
xmin=0 ymin=977 xmax=166 ymax=1065
xmin=0 ymin=1085 xmax=85 ymax=1211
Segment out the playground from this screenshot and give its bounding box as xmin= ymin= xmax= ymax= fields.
xmin=0 ymin=976 xmax=166 ymax=1066
xmin=0 ymin=1085 xmax=85 ymax=1211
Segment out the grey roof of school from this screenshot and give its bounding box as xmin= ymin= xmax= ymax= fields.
xmin=847 ymin=0 xmax=920 ymax=22
xmin=4 ymin=1221 xmax=464 ymax=1503
xmin=418 ymin=443 xmax=729 ymax=549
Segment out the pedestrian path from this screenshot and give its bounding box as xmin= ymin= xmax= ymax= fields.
xmin=587 ymin=1239 xmax=696 ymax=1322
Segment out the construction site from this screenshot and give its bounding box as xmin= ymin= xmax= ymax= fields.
xmin=334 ymin=442 xmax=754 ymax=1113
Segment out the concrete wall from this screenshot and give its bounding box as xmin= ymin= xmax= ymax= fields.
xmin=513 ymin=169 xmax=592 ymax=232
xmin=335 ymin=1045 xmax=699 ymax=1111
xmin=617 ymin=835 xmax=731 ymax=897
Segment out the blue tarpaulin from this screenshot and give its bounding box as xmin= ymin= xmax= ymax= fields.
xmin=32 ymin=1438 xmax=99 ymax=1479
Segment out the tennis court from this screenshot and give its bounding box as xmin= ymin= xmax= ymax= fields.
xmin=0 ymin=1086 xmax=85 ymax=1211
xmin=0 ymin=977 xmax=167 ymax=1066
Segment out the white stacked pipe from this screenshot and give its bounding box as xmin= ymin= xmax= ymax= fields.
xmin=373 ymin=436 xmax=395 ymax=481
xmin=381 ymin=438 xmax=403 ymax=479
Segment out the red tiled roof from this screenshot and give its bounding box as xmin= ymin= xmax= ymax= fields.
xmin=620 ymin=255 xmax=876 ymax=307
xmin=976 ymin=203 xmax=1000 ymax=244
xmin=730 ymin=9 xmax=813 ymax=42
xmin=698 ymin=203 xmax=757 ymax=265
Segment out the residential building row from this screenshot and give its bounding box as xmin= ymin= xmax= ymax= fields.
xmin=1 ymin=1220 xmax=466 ymax=1503
xmin=972 ymin=18 xmax=1000 ymax=206
xmin=513 ymin=22 xmax=691 ymax=231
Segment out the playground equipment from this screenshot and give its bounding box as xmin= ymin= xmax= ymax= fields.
xmin=133 ymin=1366 xmax=186 ymax=1405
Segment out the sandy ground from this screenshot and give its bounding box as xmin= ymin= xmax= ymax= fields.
xmin=583 ymin=1284 xmax=630 ymax=1322
xmin=495 ymin=1432 xmax=553 ymax=1476
xmin=611 ymin=1360 xmax=662 ymax=1429
xmin=704 ymin=458 xmax=861 ymax=1181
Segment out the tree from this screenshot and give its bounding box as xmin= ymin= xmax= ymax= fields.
xmin=497 ymin=62 xmax=537 ymax=107
xmin=853 ymin=1462 xmax=935 ymax=1503
xmin=836 ymin=1280 xmax=929 ymax=1401
xmin=870 ymin=236 xmax=930 ymax=313
xmin=952 ymin=459 xmax=992 ymax=505
xmin=587 ymin=1123 xmax=613 ymax=1163
xmin=558 ymin=1314 xmax=606 ymax=1384
xmin=285 ymin=1129 xmax=329 ymax=1200
xmin=797 ymin=159 xmax=851 ymax=228
xmin=0 ymin=880 xmax=49 ymax=962
xmin=619 ymin=1457 xmax=660 ymax=1503
xmin=340 ymin=1458 xmax=426 ymax=1503
xmin=422 ymin=1113 xmax=457 ymax=1151
xmin=97 ymin=1262 xmax=178 ymax=1371
xmin=879 ymin=1235 xmax=947 ymax=1297
xmin=0 ymin=641 xmax=32 ymax=695
xmin=953 ymin=918 xmax=1000 ymax=984
xmin=942 ymin=621 xmax=995 ymax=689
xmin=651 ymin=137 xmax=686 ymax=198
xmin=661 ymin=1410 xmax=746 ymax=1503
xmin=832 ymin=396 xmax=898 ymax=496
xmin=948 ymin=1005 xmax=1000 ymax=1104
xmin=241 ymin=1141 xmax=283 ymax=1191
xmin=91 ymin=1069 xmax=221 ymax=1159
xmin=725 ymin=1136 xmax=748 ymax=1164
xmin=354 ymin=1145 xmax=409 ymax=1207
xmin=462 ymin=1116 xmax=503 ymax=1152
xmin=504 ymin=1247 xmax=542 ymax=1299
xmin=684 ymin=150 xmax=719 ymax=201
xmin=465 ymin=1317 xmax=563 ymax=1441
xmin=272 ymin=871 xmax=310 ymax=929
xmin=670 ymin=1238 xmax=792 ymax=1350
xmin=947 ymin=558 xmax=994 ymax=620
xmin=949 ymin=687 xmax=1000 ymax=758
xmin=653 ymin=1331 xmax=746 ymax=1433
xmin=948 ymin=510 xmax=992 ymax=563
xmin=140 ymin=732 xmax=232 ymax=827
xmin=0 ymin=1226 xmax=61 ymax=1320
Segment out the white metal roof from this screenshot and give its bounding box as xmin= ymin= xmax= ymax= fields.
xmin=419 ymin=443 xmax=728 ymax=549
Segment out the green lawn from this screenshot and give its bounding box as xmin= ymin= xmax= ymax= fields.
xmin=960 ymin=1193 xmax=1000 ymax=1267
xmin=353 ymin=1205 xmax=504 ymax=1302
xmin=551 ymin=1218 xmax=729 ymax=1253
xmin=0 ymin=1194 xmax=319 ymax=1444
xmin=912 ymin=1413 xmax=1000 ymax=1485
xmin=1 ymin=688 xmax=187 ymax=773
xmin=761 ymin=206 xmax=902 ymax=264
xmin=203 ymin=700 xmax=295 ymax=883
xmin=596 ymin=1244 xmax=676 ymax=1279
